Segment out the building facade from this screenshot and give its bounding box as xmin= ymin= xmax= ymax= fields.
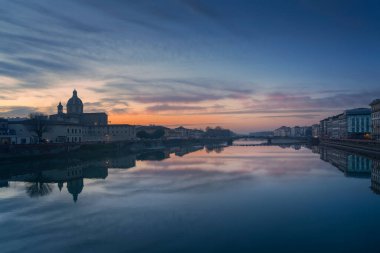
xmin=370 ymin=99 xmax=380 ymax=140
xmin=345 ymin=108 xmax=371 ymax=139
xmin=86 ymin=124 xmax=135 ymax=142
xmin=5 ymin=90 xmax=135 ymax=144
xmin=312 ymin=124 xmax=320 ymax=138
xmin=319 ymin=108 xmax=371 ymax=140
xmin=273 ymin=126 xmax=291 ymax=137
xmin=0 ymin=118 xmax=17 ymax=144
xmin=50 ymin=90 xmax=108 ymax=126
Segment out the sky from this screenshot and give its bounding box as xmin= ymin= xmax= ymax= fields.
xmin=0 ymin=0 xmax=380 ymax=133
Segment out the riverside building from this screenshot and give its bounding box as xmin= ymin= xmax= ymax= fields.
xmin=6 ymin=90 xmax=135 ymax=144
xmin=370 ymin=99 xmax=380 ymax=140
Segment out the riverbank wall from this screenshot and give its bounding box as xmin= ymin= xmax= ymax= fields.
xmin=0 ymin=138 xmax=229 ymax=159
xmin=320 ymin=139 xmax=380 ymax=157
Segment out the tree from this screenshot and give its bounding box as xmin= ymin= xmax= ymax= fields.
xmin=205 ymin=126 xmax=234 ymax=138
xmin=25 ymin=182 xmax=53 ymax=198
xmin=136 ymin=128 xmax=165 ymax=139
xmin=28 ymin=113 xmax=49 ymax=143
xmin=25 ymin=172 xmax=53 ymax=198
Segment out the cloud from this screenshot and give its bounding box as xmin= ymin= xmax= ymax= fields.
xmin=0 ymin=0 xmax=379 ymax=132
xmin=110 ymin=108 xmax=128 ymax=114
xmin=258 ymin=114 xmax=321 ymax=119
xmin=182 ymin=0 xmax=220 ymax=19
xmin=93 ymin=76 xmax=255 ymax=108
xmin=262 ymin=91 xmax=377 ymax=109
xmin=133 ymin=94 xmax=223 ymax=104
xmin=0 ymin=106 xmax=38 ymax=117
xmin=0 ymin=60 xmax=37 ymax=78
xmin=186 ymin=108 xmax=332 ymax=116
xmin=145 ymin=104 xmax=204 ymax=112
xmin=15 ymin=57 xmax=79 ymax=72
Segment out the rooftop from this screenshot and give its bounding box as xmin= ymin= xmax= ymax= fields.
xmin=345 ymin=108 xmax=371 ymax=115
xmin=370 ymin=99 xmax=380 ymax=106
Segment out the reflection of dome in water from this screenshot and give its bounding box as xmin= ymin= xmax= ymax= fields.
xmin=67 ymin=89 xmax=83 ymax=114
xmin=67 ymin=178 xmax=84 ymax=202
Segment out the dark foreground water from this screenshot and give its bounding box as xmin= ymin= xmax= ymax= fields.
xmin=1 ymin=144 xmax=380 ymax=253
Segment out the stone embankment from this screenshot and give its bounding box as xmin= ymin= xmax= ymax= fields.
xmin=320 ymin=139 xmax=380 ymax=157
xmin=0 ymin=138 xmax=229 ymax=159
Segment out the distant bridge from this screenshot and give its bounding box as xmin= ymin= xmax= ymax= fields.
xmin=228 ymin=136 xmax=309 ymax=146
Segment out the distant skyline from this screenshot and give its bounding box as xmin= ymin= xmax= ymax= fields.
xmin=1 ymin=0 xmax=380 ymax=133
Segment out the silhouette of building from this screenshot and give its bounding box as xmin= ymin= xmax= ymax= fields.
xmin=50 ymin=89 xmax=108 ymax=126
xmin=7 ymin=90 xmax=135 ymax=143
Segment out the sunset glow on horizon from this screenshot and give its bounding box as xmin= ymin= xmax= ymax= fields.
xmin=1 ymin=0 xmax=380 ymax=133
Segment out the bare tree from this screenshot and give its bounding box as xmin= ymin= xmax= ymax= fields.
xmin=25 ymin=182 xmax=53 ymax=198
xmin=28 ymin=113 xmax=50 ymax=143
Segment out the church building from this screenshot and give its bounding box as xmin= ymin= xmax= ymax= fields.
xmin=5 ymin=89 xmax=136 ymax=144
xmin=50 ymin=89 xmax=108 ymax=126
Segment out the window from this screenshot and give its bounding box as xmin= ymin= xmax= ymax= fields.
xmin=356 ymin=118 xmax=359 ymax=132
xmin=67 ymin=128 xmax=70 ymax=133
xmin=366 ymin=118 xmax=369 ymax=131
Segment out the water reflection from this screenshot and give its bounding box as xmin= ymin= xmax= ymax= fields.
xmin=310 ymin=145 xmax=380 ymax=195
xmin=315 ymin=146 xmax=372 ymax=177
xmin=2 ymin=144 xmax=380 ymax=253
xmin=0 ymin=145 xmax=208 ymax=202
xmin=371 ymin=160 xmax=380 ymax=194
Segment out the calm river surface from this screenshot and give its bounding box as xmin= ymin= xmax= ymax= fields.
xmin=1 ymin=143 xmax=380 ymax=253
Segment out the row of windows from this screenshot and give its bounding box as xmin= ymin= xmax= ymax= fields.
xmin=94 ymin=130 xmax=133 ymax=134
xmin=372 ymin=119 xmax=380 ymax=131
xmin=67 ymin=128 xmax=82 ymax=134
xmin=349 ymin=117 xmax=370 ymax=133
xmin=348 ymin=155 xmax=371 ymax=170
xmin=372 ymin=112 xmax=380 ymax=119
xmin=67 ymin=169 xmax=82 ymax=177
xmin=67 ymin=136 xmax=81 ymax=142
xmin=89 ymin=126 xmax=132 ymax=130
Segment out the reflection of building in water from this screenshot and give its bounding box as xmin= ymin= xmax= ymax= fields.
xmin=371 ymin=160 xmax=380 ymax=194
xmin=318 ymin=147 xmax=372 ymax=177
xmin=292 ymin=144 xmax=301 ymax=150
xmin=136 ymin=150 xmax=170 ymax=161
xmin=0 ymin=180 xmax=9 ymax=188
xmin=67 ymin=178 xmax=83 ymax=202
xmin=106 ymin=155 xmax=136 ymax=169
xmin=0 ymin=145 xmax=206 ymax=201
xmin=174 ymin=146 xmax=204 ymax=157
xmin=1 ymin=160 xmax=108 ymax=202
xmin=205 ymin=145 xmax=225 ymax=153
xmin=311 ymin=146 xmax=320 ymax=154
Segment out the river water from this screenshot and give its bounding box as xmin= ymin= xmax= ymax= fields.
xmin=0 ymin=143 xmax=379 ymax=253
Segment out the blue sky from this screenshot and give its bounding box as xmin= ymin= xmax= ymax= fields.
xmin=0 ymin=0 xmax=379 ymax=132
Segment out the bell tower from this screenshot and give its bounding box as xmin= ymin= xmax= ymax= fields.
xmin=57 ymin=102 xmax=63 ymax=114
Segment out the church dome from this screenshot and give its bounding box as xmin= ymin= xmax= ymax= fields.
xmin=67 ymin=89 xmax=83 ymax=114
